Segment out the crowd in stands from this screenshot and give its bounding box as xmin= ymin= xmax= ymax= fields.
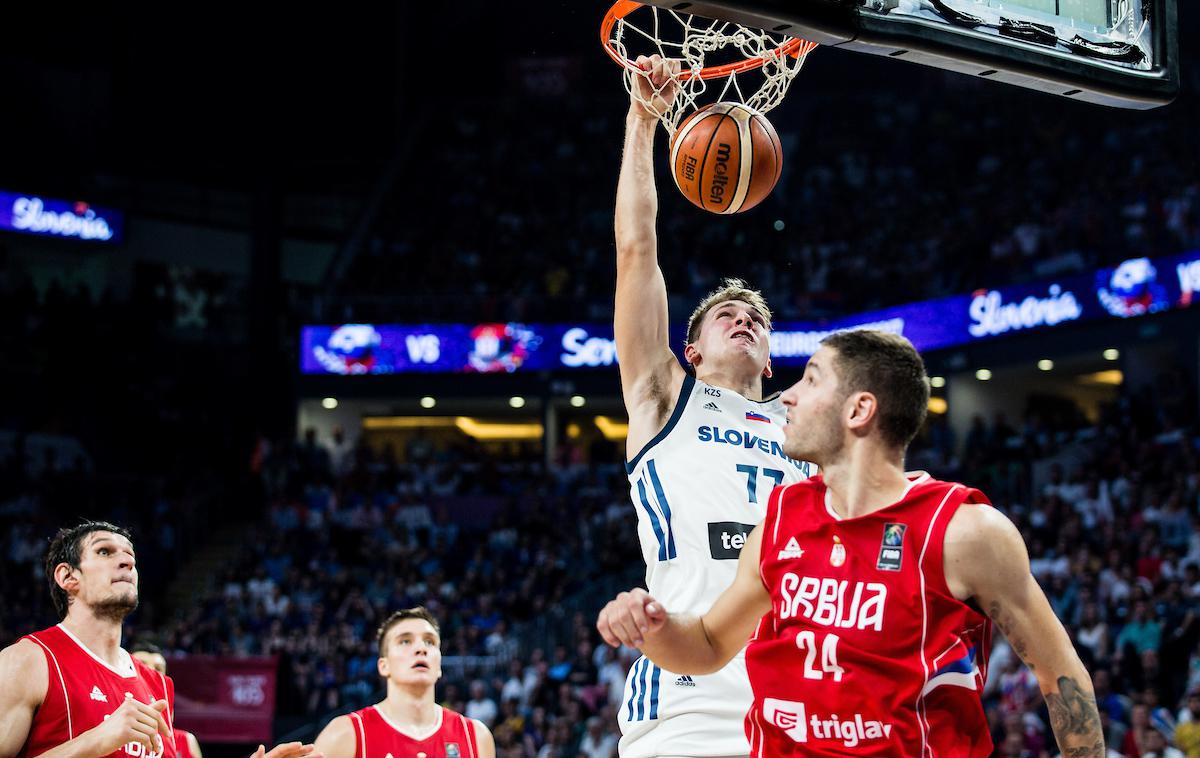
xmin=333 ymin=72 xmax=1200 ymax=325
xmin=4 ymin=367 xmax=1199 ymax=757
xmin=2 ymin=41 xmax=1200 ymax=758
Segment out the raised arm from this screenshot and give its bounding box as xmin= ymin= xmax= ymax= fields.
xmin=615 ymin=55 xmax=687 ymax=453
xmin=597 ymin=523 xmax=772 ymax=674
xmin=946 ymin=505 xmax=1105 ymax=758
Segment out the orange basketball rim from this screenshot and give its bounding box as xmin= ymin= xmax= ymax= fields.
xmin=601 ymin=1 xmax=817 ymax=80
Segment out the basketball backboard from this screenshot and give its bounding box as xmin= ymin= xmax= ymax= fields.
xmin=637 ymin=0 xmax=1179 ymax=108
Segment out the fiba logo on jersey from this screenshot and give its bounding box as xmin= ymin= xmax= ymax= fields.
xmin=876 ymin=523 xmax=906 ymax=571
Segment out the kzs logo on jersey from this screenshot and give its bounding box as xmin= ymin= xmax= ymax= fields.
xmin=876 ymin=523 xmax=907 ymax=571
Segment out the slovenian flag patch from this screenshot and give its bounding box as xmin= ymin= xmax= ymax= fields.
xmin=745 ymin=412 xmax=771 ymax=423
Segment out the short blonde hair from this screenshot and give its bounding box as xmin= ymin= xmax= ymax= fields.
xmin=685 ymin=278 xmax=772 ymax=346
xmin=376 ymin=606 xmax=440 ymax=656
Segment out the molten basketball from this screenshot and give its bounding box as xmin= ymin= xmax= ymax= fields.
xmin=670 ymin=102 xmax=782 ymax=214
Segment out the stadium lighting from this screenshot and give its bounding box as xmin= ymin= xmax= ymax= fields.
xmin=420 ymin=396 xmax=436 ymax=409
xmin=1038 ymin=359 xmax=1054 ymax=371
xmin=595 ymin=416 xmax=630 ymax=441
xmin=570 ymin=395 xmax=586 ymax=408
xmin=928 ymin=397 xmax=948 ymax=414
xmin=930 ymin=376 xmax=946 ymax=389
xmin=509 ymin=396 xmax=526 ymax=409
xmin=321 ymin=397 xmax=338 ymax=410
xmin=975 ymin=369 xmax=992 ymax=381
xmin=1103 ymin=348 xmax=1120 ymax=361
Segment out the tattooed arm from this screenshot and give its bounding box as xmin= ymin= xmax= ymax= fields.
xmin=944 ymin=505 xmax=1105 ymax=758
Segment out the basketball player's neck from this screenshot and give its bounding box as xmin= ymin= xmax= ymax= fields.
xmin=697 ymin=367 xmax=763 ymax=401
xmin=821 ymin=442 xmax=910 ymax=520
xmin=61 ymin=607 xmax=124 ymax=667
xmin=379 ymin=682 xmax=439 ymax=735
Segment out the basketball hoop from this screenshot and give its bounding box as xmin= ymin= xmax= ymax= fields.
xmin=601 ymin=1 xmax=818 ymax=136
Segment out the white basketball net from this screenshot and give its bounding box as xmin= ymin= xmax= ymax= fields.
xmin=608 ymin=5 xmax=817 ymax=138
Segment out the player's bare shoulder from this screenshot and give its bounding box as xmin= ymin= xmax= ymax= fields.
xmin=0 ymin=637 xmax=48 ymax=758
xmin=312 ymin=713 xmax=357 ymax=758
xmin=0 ymin=637 xmax=49 ymax=705
xmin=943 ymin=503 xmax=1027 ymax=601
xmin=470 ymin=718 xmax=496 ymax=758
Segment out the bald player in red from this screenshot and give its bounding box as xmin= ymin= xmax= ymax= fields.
xmin=130 ymin=646 xmax=201 ymax=758
xmin=0 ymin=521 xmax=318 ymax=758
xmin=314 ymin=607 xmax=495 ymax=758
xmin=599 ymin=331 xmax=1106 ymax=757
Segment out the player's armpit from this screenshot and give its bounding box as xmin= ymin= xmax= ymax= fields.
xmin=945 ymin=505 xmax=1105 ymax=757
xmin=0 ymin=640 xmax=47 ymax=758
xmin=312 ymin=716 xmax=356 ymax=758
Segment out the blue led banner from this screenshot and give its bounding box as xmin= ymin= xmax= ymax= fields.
xmin=0 ymin=190 xmax=124 ymax=243
xmin=301 ymin=250 xmax=1200 ymax=375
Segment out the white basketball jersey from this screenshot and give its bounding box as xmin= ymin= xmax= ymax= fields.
xmin=620 ymin=374 xmax=814 ymax=758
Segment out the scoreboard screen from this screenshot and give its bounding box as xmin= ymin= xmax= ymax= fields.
xmin=864 ymin=0 xmax=1156 ymax=72
xmin=972 ymin=0 xmax=1112 ymax=28
xmin=645 ymin=0 xmax=1178 ymax=108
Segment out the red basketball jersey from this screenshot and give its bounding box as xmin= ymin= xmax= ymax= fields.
xmin=174 ymin=730 xmax=196 ymax=758
xmin=348 ymin=705 xmax=480 ymax=758
xmin=21 ymin=625 xmax=177 ymax=758
xmin=746 ymin=473 xmax=994 ymax=757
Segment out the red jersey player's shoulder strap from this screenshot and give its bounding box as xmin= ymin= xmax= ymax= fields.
xmin=448 ymin=708 xmax=481 ymax=758
xmin=758 ymin=477 xmax=825 ymax=590
xmin=347 ymin=709 xmax=368 ymax=758
xmin=760 ymin=478 xmax=820 ymax=555
xmin=157 ymin=670 xmax=176 ymax=737
xmin=916 ymin=480 xmax=991 ymax=598
xmin=23 ymin=628 xmax=74 ymax=739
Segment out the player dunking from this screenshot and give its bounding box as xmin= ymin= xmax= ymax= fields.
xmin=599 ymin=330 xmax=1105 ymax=756
xmin=130 ymin=645 xmax=203 ymax=758
xmin=0 ymin=521 xmax=318 ymax=758
xmin=614 ymin=54 xmax=813 ymax=758
xmin=313 ymin=607 xmax=495 ymax=758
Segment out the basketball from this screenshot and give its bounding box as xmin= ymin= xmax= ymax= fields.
xmin=669 ymin=102 xmax=782 ymax=214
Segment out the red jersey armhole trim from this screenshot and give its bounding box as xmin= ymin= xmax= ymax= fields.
xmin=349 ymin=711 xmax=366 ymax=758
xmin=460 ymin=713 xmax=479 ymax=758
xmin=919 ymin=485 xmax=975 ymax=600
xmin=760 ymin=483 xmax=783 ymax=591
xmin=26 ymin=633 xmax=74 ymax=740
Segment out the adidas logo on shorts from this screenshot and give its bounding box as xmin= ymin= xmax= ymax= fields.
xmin=674 ymin=675 xmax=696 ymax=687
xmin=703 ymin=402 xmax=721 ymax=412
